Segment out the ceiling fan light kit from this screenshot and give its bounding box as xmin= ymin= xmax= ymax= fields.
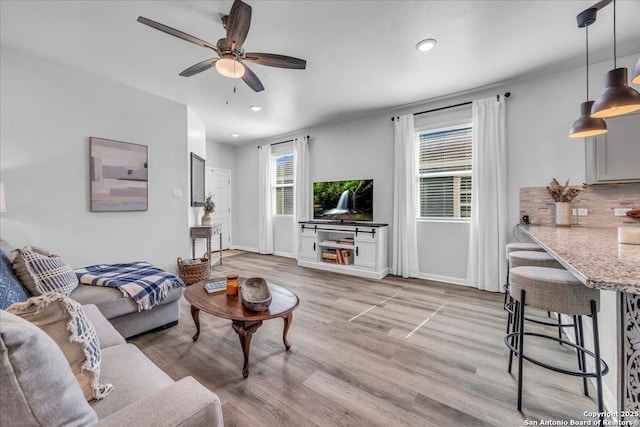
xmin=138 ymin=0 xmax=306 ymax=93
xmin=216 ymin=57 xmax=245 ymax=78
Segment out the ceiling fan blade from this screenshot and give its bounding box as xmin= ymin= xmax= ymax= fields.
xmin=137 ymin=16 xmax=218 ymax=52
xmin=592 ymin=0 xmax=612 ymax=10
xmin=226 ymin=0 xmax=252 ymax=51
xmin=244 ymin=53 xmax=306 ymax=69
xmin=179 ymin=58 xmax=219 ymax=77
xmin=242 ymin=64 xmax=264 ymax=92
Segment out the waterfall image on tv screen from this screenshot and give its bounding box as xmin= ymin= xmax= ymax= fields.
xmin=313 ymin=179 xmax=373 ymax=221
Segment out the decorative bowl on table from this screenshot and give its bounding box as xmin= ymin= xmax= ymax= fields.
xmin=241 ymin=278 xmax=272 ymax=312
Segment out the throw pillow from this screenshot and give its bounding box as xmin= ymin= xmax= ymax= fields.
xmin=7 ymin=293 xmax=113 ymax=401
xmin=0 ymin=310 xmax=99 ymax=426
xmin=12 ymin=246 xmax=78 ymax=296
xmin=0 ymin=249 xmax=30 ymax=309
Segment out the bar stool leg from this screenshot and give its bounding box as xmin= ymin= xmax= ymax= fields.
xmin=591 ymin=300 xmax=604 ymax=424
xmin=517 ymin=289 xmax=526 ymax=411
xmin=557 ymin=314 xmax=563 ymax=346
xmin=508 ymin=299 xmax=520 ymax=374
xmin=503 ymin=263 xmax=510 ymax=308
xmin=576 ymin=316 xmax=589 ymax=396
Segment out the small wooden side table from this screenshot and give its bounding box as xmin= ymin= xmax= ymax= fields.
xmin=190 ymin=224 xmax=223 ymax=267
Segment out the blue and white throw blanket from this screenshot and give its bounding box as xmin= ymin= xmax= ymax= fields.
xmin=75 ymin=262 xmax=185 ymax=311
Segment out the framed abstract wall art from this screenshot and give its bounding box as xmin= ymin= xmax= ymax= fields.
xmin=90 ymin=137 xmax=148 ymax=212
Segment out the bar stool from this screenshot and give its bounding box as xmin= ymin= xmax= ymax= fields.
xmin=503 ymin=243 xmax=545 ymax=307
xmin=505 ymin=251 xmax=566 ymax=342
xmin=505 ymin=266 xmax=608 ymax=421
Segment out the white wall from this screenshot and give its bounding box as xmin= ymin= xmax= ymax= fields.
xmin=206 ymin=140 xmax=235 ymax=170
xmin=232 ymin=142 xmax=259 ymax=252
xmin=0 ymin=47 xmax=190 ymax=272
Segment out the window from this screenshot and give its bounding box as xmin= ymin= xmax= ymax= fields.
xmin=273 ymin=154 xmax=294 ymax=215
xmin=417 ymin=124 xmax=472 ymax=219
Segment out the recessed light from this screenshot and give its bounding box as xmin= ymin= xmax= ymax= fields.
xmin=231 ymin=133 xmax=240 ymax=138
xmin=250 ymin=105 xmax=262 ymax=112
xmin=416 ymin=38 xmax=437 ymax=52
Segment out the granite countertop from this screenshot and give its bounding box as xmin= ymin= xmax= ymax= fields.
xmin=519 ymin=225 xmax=640 ymax=294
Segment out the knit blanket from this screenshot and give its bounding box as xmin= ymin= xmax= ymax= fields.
xmin=75 ymin=262 xmax=185 ymax=311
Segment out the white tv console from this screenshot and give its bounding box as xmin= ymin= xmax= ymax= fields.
xmin=297 ymin=221 xmax=389 ymax=280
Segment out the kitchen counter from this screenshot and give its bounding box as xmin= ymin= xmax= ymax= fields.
xmin=519 ymin=224 xmax=640 ymax=417
xmin=519 ymin=225 xmax=640 ymax=294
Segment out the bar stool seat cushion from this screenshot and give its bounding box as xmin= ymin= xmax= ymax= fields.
xmin=505 ymin=243 xmax=544 ymax=260
xmin=510 ymin=266 xmax=599 ymax=316
xmin=509 ymin=251 xmax=563 ymax=269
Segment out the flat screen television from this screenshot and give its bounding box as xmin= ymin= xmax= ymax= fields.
xmin=313 ymin=179 xmax=373 ymax=221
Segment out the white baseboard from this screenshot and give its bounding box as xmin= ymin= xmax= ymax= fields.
xmin=231 ymin=245 xmax=258 ymax=253
xmin=417 ymin=273 xmax=471 ymax=287
xmin=229 ymin=247 xmax=295 ymax=259
xmin=274 ymin=251 xmax=295 ymax=259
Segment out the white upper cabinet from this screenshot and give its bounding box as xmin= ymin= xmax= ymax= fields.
xmin=586 ymin=112 xmax=640 ymax=184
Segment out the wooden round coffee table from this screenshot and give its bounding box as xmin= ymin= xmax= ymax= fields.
xmin=183 ymin=278 xmax=300 ymax=378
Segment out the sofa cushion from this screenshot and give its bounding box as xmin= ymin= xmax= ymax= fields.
xmin=91 ymin=343 xmax=175 ymax=419
xmin=0 ymin=310 xmax=99 ymax=426
xmin=7 ymin=293 xmax=113 ymax=401
xmin=71 ymin=284 xmax=183 ymax=320
xmin=12 ymin=246 xmax=78 ymax=296
xmin=0 ymin=249 xmax=29 ymax=310
xmin=82 ymin=304 xmax=126 ymax=349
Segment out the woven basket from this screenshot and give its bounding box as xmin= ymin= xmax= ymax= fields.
xmin=177 ymin=257 xmax=210 ymax=285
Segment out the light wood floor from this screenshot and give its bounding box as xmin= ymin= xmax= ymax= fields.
xmin=131 ymin=253 xmax=601 ymax=426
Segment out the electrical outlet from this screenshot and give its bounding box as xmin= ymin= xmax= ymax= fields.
xmin=614 ymin=208 xmax=631 ymax=217
xmin=577 ymin=208 xmax=588 ymax=216
xmin=172 ymin=189 xmax=183 ymax=198
xmin=572 ymin=208 xmax=577 ymax=216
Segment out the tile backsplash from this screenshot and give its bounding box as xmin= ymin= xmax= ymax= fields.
xmin=520 ymin=182 xmax=640 ymax=227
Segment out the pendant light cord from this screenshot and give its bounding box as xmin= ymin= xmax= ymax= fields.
xmin=586 ymin=25 xmax=590 ymax=100
xmin=613 ymin=0 xmax=617 ymax=69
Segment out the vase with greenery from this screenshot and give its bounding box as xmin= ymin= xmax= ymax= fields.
xmin=546 ymin=179 xmax=587 ymax=227
xmin=201 ymin=193 xmax=215 ymax=226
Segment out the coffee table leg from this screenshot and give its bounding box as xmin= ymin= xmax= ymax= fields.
xmin=283 ymin=312 xmax=293 ymax=351
xmin=232 ymin=320 xmax=262 ymax=378
xmin=190 ymin=305 xmax=201 ymax=341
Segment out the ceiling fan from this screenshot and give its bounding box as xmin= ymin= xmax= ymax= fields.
xmin=137 ymin=0 xmax=306 ymax=92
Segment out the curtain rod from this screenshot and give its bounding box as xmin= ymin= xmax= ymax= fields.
xmin=258 ymin=135 xmax=310 ymax=149
xmin=391 ymin=92 xmax=511 ymax=121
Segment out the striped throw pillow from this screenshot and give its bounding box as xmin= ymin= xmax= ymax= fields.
xmin=7 ymin=293 xmax=113 ymax=401
xmin=12 ymin=246 xmax=78 ymax=296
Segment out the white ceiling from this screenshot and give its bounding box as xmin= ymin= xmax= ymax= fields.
xmin=2 ymin=1 xmax=639 ymax=145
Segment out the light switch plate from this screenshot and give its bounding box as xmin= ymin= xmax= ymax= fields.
xmin=577 ymin=208 xmax=588 ymax=216
xmin=172 ymin=189 xmax=183 ymax=198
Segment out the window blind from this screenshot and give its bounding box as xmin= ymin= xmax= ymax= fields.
xmin=417 ymin=125 xmax=472 ymax=219
xmin=273 ymin=154 xmax=294 ymax=215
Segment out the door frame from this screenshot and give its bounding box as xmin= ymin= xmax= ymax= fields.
xmin=206 ymin=167 xmax=232 ymax=250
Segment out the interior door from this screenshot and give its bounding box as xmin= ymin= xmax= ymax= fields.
xmin=205 ymin=167 xmax=231 ymax=250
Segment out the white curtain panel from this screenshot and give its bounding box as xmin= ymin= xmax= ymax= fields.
xmin=467 ymin=97 xmax=507 ymax=292
xmin=258 ymin=145 xmax=274 ymax=254
xmin=292 ymin=136 xmax=310 ymax=258
xmin=392 ymin=114 xmax=420 ymax=278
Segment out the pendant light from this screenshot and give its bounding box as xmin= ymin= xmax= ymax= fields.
xmin=570 ymin=21 xmax=607 ymax=138
xmin=632 ymin=58 xmax=640 ymax=85
xmin=591 ymin=0 xmax=640 ymax=118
